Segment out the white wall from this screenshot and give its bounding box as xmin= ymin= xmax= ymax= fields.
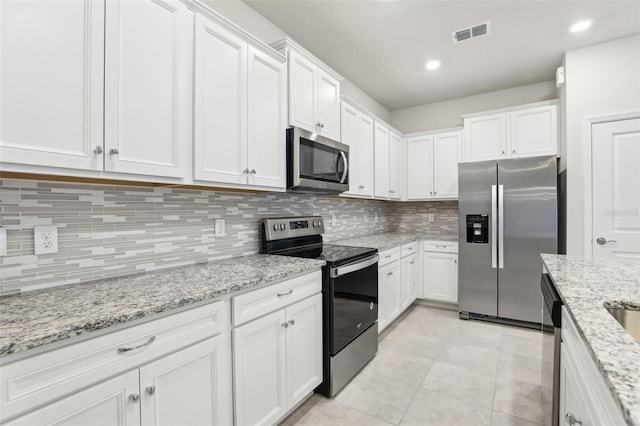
xmin=390 ymin=81 xmax=559 ymax=133
xmin=202 ymin=0 xmax=390 ymax=123
xmin=564 ymin=34 xmax=640 ymax=256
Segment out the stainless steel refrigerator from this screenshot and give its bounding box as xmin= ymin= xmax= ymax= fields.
xmin=458 ymin=155 xmax=557 ymax=324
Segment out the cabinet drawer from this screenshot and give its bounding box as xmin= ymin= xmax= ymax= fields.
xmin=423 ymin=240 xmax=458 ymax=253
xmin=232 ymin=271 xmax=321 ymax=326
xmin=379 ymin=247 xmax=401 ymax=267
xmin=401 ymin=241 xmax=418 ymax=257
xmin=1 ymin=300 xmax=229 ymax=422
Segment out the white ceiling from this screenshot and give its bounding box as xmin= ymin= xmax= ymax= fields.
xmin=243 ymin=0 xmax=640 ymax=111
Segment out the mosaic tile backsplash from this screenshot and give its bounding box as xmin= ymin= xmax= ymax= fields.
xmin=0 ymin=179 xmax=458 ymax=293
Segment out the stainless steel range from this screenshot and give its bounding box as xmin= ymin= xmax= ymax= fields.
xmin=261 ymin=216 xmax=378 ymax=397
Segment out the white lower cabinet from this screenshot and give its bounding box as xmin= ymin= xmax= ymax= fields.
xmin=378 ymin=243 xmax=418 ymax=334
xmin=422 ymin=242 xmax=458 ymax=303
xmin=400 ymin=252 xmax=418 ymax=311
xmin=378 ymin=260 xmax=401 ymax=333
xmin=232 ymin=279 xmax=322 ymax=426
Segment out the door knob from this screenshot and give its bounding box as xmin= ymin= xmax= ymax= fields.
xmin=596 ymin=237 xmax=617 ymax=245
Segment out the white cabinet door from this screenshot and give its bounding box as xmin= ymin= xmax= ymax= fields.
xmin=288 ymin=51 xmax=317 ymax=133
xmin=433 ymin=131 xmax=461 ymax=199
xmin=193 ymin=15 xmax=247 ymax=185
xmin=317 ymin=69 xmax=341 ymax=142
xmin=423 ymin=252 xmax=458 ymax=303
xmin=247 ymin=46 xmax=286 ymax=189
xmin=407 ymin=135 xmax=433 ymax=199
xmin=285 ymin=294 xmax=323 ymax=409
xmin=139 ymin=335 xmax=232 ymax=426
xmin=374 ymin=122 xmax=390 ymax=199
xmin=509 ymin=105 xmax=557 ymax=158
xmin=6 ymin=371 xmax=140 ymax=426
xmin=233 ymin=310 xmax=287 ymax=426
xmin=389 ymin=132 xmax=402 ymax=200
xmin=463 ymin=113 xmax=507 ymax=162
xmin=104 ymin=0 xmax=192 ymax=178
xmin=341 ymin=103 xmax=361 ymax=195
xmin=358 ymin=114 xmax=375 ymax=197
xmin=0 ymin=0 xmax=104 ymax=171
xmin=379 ymin=261 xmax=400 ymax=333
xmin=400 ymin=253 xmax=418 ymax=311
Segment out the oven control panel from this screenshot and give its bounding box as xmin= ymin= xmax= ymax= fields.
xmin=262 ymin=216 xmax=325 ymax=241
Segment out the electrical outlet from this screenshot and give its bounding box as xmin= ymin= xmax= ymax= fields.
xmin=34 ymin=225 xmax=59 ymax=255
xmin=374 ymin=212 xmax=378 ymax=223
xmin=214 ymin=218 xmax=226 ymax=237
xmin=331 ymin=214 xmax=337 ymax=227
xmin=0 ymin=227 xmax=7 ymax=257
xmin=427 ymin=214 xmax=435 ymax=223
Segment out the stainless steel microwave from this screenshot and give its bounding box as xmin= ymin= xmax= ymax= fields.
xmin=286 ymin=127 xmax=349 ymax=194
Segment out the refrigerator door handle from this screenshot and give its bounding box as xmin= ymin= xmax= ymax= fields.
xmin=491 ymin=185 xmax=497 ymax=269
xmin=498 ymin=184 xmax=505 ymax=269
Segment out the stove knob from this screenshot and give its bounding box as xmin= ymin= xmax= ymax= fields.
xmin=318 ymin=221 xmax=322 ymax=227
xmin=280 ymin=223 xmax=286 ymax=230
xmin=312 ymin=221 xmax=317 ymax=227
xmin=273 ymin=224 xmax=279 ymax=231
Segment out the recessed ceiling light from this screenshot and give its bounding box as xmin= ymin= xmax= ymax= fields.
xmin=425 ymin=60 xmax=441 ymax=71
xmin=570 ymin=19 xmax=592 ymax=33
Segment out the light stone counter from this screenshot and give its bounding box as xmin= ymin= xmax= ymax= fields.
xmin=0 ymin=254 xmax=325 ymax=358
xmin=541 ymin=254 xmax=640 ymax=425
xmin=333 ymin=232 xmax=457 ymax=251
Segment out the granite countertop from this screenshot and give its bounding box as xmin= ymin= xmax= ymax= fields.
xmin=332 ymin=232 xmax=457 ymax=251
xmin=541 ymin=254 xmax=640 ymax=425
xmin=0 ymin=254 xmax=325 ymax=359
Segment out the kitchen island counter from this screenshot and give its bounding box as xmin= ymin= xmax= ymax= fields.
xmin=0 ymin=254 xmax=325 ymax=359
xmin=541 ymin=254 xmax=640 ymax=425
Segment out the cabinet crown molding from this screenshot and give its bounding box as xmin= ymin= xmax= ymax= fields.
xmin=340 ymin=96 xmax=403 ymax=136
xmin=460 ymin=99 xmax=559 ymax=120
xmin=404 ymin=127 xmax=463 ymax=138
xmin=271 ymin=38 xmax=343 ymax=81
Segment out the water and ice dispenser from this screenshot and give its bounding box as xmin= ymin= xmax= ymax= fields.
xmin=466 ymin=215 xmax=489 ymax=243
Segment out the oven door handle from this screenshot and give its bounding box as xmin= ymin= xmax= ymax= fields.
xmin=330 ymin=254 xmax=379 ymax=279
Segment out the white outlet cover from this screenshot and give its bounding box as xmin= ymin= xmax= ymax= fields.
xmin=34 ymin=225 xmax=59 ymax=255
xmin=0 ymin=227 xmax=7 ymax=256
xmin=214 ymin=219 xmax=226 ymax=237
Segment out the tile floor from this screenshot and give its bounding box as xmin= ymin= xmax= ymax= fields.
xmin=281 ymin=305 xmax=553 ymax=426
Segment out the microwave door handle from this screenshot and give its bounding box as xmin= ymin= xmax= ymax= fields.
xmin=339 ymin=151 xmax=348 ymax=184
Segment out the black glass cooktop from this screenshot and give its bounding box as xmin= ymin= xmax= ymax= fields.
xmin=275 ymin=244 xmax=377 ymax=266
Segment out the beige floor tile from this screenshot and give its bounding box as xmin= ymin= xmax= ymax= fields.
xmin=421 ymin=362 xmax=497 ymax=408
xmin=499 ymin=333 xmax=545 ymax=359
xmin=497 ymin=352 xmax=550 ymax=386
xmin=490 ymin=411 xmax=543 ymax=426
xmin=436 ymin=342 xmax=500 ymax=375
xmin=364 ymin=346 xmax=434 ymax=386
xmin=279 ymin=394 xmax=331 ymax=426
xmin=335 ymin=370 xmax=418 ymax=425
xmin=303 ymin=401 xmax=394 ymax=426
xmin=448 ymin=320 xmax=503 ymax=350
xmin=400 ymin=389 xmax=492 ymax=426
xmin=493 ymin=376 xmax=550 ymax=424
xmin=380 ymin=328 xmax=448 ymax=360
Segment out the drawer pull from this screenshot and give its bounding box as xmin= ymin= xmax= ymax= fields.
xmin=117 ymin=336 xmax=156 ymax=354
xmin=410 ymin=261 xmax=415 ymax=265
xmin=277 ymin=289 xmax=293 ymax=297
xmin=387 ymin=271 xmax=393 ymax=276
xmin=146 ymin=385 xmax=156 ymax=396
xmin=384 ymin=255 xmax=391 ymax=259
xmin=129 ymin=393 xmax=139 ymax=403
xmin=289 ymin=319 xmax=295 ymax=326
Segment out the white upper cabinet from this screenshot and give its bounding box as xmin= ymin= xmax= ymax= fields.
xmin=0 ymin=0 xmax=105 ymax=171
xmin=104 ymin=0 xmax=193 ymax=178
xmin=389 ymin=132 xmax=402 ymax=200
xmin=273 ymin=39 xmax=343 ymax=142
xmin=340 ymin=100 xmax=374 ymax=198
xmin=407 ymin=135 xmax=433 ymax=199
xmin=357 ymin=114 xmax=375 ymax=197
xmin=193 ymin=15 xmax=286 ymax=190
xmin=433 ymin=131 xmax=461 ymax=199
xmin=374 ymin=122 xmax=390 ymax=199
xmin=462 ymin=101 xmax=559 ymax=163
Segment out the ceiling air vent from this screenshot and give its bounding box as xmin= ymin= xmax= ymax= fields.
xmin=452 ymin=21 xmax=491 ymax=43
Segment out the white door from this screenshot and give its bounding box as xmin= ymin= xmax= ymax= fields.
xmin=463 ymin=113 xmax=507 ymax=162
xmin=423 ymin=252 xmax=458 ymax=303
xmin=389 ymin=132 xmax=402 ymax=200
xmin=385 ymin=261 xmax=401 ymax=323
xmin=247 ymin=46 xmax=286 ymax=189
xmin=193 ymin=15 xmax=247 ymax=185
xmin=285 ymin=294 xmax=323 ymax=409
xmin=433 ymin=131 xmax=461 ymax=199
xmin=288 ymin=51 xmax=316 ymax=133
xmin=373 ymin=122 xmax=390 ymax=198
xmin=5 ymin=371 xmax=140 ymax=426
xmin=358 ymin=114 xmax=375 ymax=197
xmin=509 ymin=105 xmax=558 ymax=158
xmin=340 ymin=103 xmax=361 ymax=195
xmin=592 ymin=118 xmax=640 ymax=258
xmin=104 ymin=0 xmax=192 ymax=178
xmin=407 ymin=135 xmax=433 ymax=199
xmin=0 ymin=0 xmax=104 ymax=171
xmin=139 ymin=335 xmax=232 ymax=426
xmin=316 ymin=69 xmax=341 ymax=142
xmin=233 ymin=310 xmax=287 ymax=426
xmin=400 ymin=253 xmax=418 ymax=311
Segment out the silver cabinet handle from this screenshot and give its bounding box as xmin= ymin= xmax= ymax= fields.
xmin=596 ymin=237 xmax=617 ymax=245
xmin=94 ymin=146 xmax=103 ymax=154
xmin=434 ymin=191 xmax=437 ymax=195
xmin=410 ymin=261 xmax=415 ymax=265
xmin=384 ymin=255 xmax=391 ymax=258
xmin=129 ymin=393 xmax=139 ymax=403
xmin=243 ymin=168 xmax=249 ymax=174
xmin=109 ymin=148 xmax=119 ymax=155
xmin=387 ymin=271 xmax=393 ymax=276
xmin=282 ymin=321 xmax=289 ymax=328
xmin=117 ymin=336 xmax=155 ymax=354
xmin=502 ymin=150 xmax=505 ymax=155
xmin=250 ymin=169 xmax=256 ymax=175
xmin=565 ymin=412 xmax=582 ymax=426
xmin=512 ymin=149 xmax=516 ymax=154
xmin=430 ymin=191 xmax=433 ymax=195
xmin=277 ymin=289 xmax=293 ymax=297
xmin=454 ymin=259 xmax=457 ymax=264
xmin=289 ymin=319 xmax=295 ymax=326
xmin=146 ymin=385 xmax=156 ymax=396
